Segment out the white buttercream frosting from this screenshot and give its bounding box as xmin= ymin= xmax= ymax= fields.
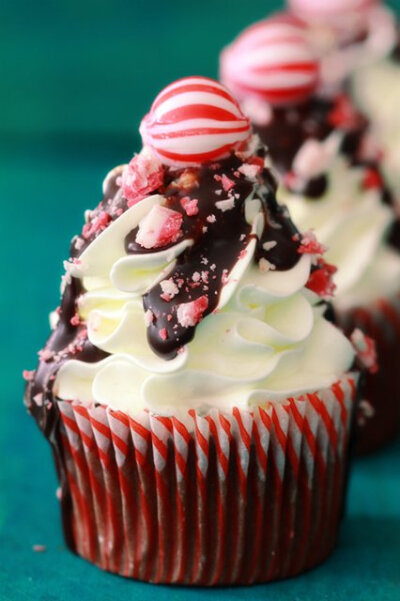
xmin=352 ymin=57 xmax=400 ymax=200
xmin=279 ymin=148 xmax=400 ymax=307
xmin=55 ymin=190 xmax=354 ymax=414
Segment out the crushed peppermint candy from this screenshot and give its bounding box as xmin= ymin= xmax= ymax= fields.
xmin=70 ymin=313 xmax=81 ymax=327
xmin=328 ymin=94 xmax=362 ymax=131
xmin=144 ymin=310 xmax=154 ymax=327
xmin=297 ymin=231 xmax=327 ymax=256
xmin=216 ymin=197 xmax=235 ymax=212
xmin=214 ymin=173 xmax=236 ymax=192
xmin=357 ymin=400 xmax=375 ymax=426
xmin=238 ymin=162 xmax=262 ymax=180
xmin=351 ymin=329 xmax=378 ymax=374
xmin=82 ymin=211 xmax=111 ymax=239
xmin=306 ymin=259 xmax=337 ymax=298
xmin=121 ymin=149 xmax=164 ymax=205
xmin=136 ymin=205 xmax=183 ymax=249
xmin=362 ymin=168 xmax=383 ymax=191
xmin=177 ymin=296 xmax=209 ymax=328
xmin=259 ymin=258 xmax=276 ymax=273
xmin=262 ymin=240 xmax=277 ymax=252
xmin=160 ymin=278 xmax=180 ymax=301
xmin=33 ymin=393 xmax=44 ymax=407
xmin=206 ymin=214 xmax=216 ymax=224
xmin=180 ymin=196 xmax=199 ymax=216
xmin=159 ymin=328 xmax=168 ymax=341
xmin=23 ymin=370 xmax=35 ymax=382
xmin=38 ymin=349 xmax=55 ymax=362
xmin=74 ymin=237 xmax=84 ymax=252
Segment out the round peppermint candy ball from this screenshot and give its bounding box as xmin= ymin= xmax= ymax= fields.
xmin=140 ymin=76 xmax=251 ymax=167
xmin=220 ymin=14 xmax=319 ymax=107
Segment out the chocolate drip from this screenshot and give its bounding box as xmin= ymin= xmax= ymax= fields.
xmin=26 ymin=277 xmax=108 ymax=434
xmin=123 ymin=154 xmax=301 ymax=358
xmin=253 ymin=99 xmax=334 ymax=174
xmin=254 ymin=97 xmax=368 ymax=198
xmin=303 ymin=174 xmax=329 ymax=199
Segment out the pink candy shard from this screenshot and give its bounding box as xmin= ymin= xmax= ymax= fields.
xmin=180 ymin=196 xmax=199 ymax=216
xmin=22 ymin=370 xmax=35 ymax=381
xmin=136 ymin=205 xmax=183 ymax=249
xmin=177 ymin=295 xmax=209 ymax=328
xmin=351 ymin=329 xmax=379 ymax=374
xmin=298 ymin=230 xmax=327 ymax=256
xmin=306 ymin=259 xmax=337 ymax=298
xmin=122 ymin=150 xmax=164 ymax=205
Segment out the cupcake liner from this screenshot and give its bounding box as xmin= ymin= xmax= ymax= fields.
xmin=337 ymin=292 xmax=400 ymax=455
xmin=55 ymin=375 xmax=357 ymax=586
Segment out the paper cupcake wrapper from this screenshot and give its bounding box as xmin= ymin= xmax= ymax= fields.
xmin=338 ymin=292 xmax=400 ymax=455
xmin=55 ymin=375 xmax=357 ymax=586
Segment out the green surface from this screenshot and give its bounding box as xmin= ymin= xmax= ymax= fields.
xmin=1 ymin=1 xmax=400 ymax=600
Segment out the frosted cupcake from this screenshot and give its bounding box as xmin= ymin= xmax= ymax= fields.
xmin=221 ymin=15 xmax=400 ymax=454
xmin=25 ymin=76 xmax=360 ymax=585
xmin=287 ymin=0 xmax=400 ymax=203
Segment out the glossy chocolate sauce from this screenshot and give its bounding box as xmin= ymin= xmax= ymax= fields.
xmin=254 ymin=97 xmax=368 ymax=184
xmin=125 ymin=153 xmax=300 ymax=358
xmin=26 ymin=144 xmax=304 ymax=419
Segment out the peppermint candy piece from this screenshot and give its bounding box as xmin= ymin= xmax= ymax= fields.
xmin=220 ymin=14 xmax=319 ymax=106
xmin=140 ymin=76 xmax=251 ymax=167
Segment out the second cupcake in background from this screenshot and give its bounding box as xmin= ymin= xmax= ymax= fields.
xmin=220 ymin=14 xmax=400 ymax=454
xmin=287 ymin=0 xmax=400 ymax=205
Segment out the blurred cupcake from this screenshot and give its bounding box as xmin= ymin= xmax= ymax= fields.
xmin=25 ymin=76 xmax=360 ymax=585
xmin=221 ymin=15 xmax=400 ymax=454
xmin=287 ymin=0 xmax=400 ymax=205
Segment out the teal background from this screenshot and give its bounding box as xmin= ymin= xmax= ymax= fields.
xmin=1 ymin=1 xmax=400 ymax=599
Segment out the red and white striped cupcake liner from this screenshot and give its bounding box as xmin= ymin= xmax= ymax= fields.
xmin=55 ymin=375 xmax=357 ymax=586
xmin=338 ymin=293 xmax=400 ymax=455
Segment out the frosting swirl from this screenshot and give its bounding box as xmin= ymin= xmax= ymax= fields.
xmin=55 ymin=159 xmax=353 ymax=413
xmin=26 ymin=78 xmax=355 ymax=417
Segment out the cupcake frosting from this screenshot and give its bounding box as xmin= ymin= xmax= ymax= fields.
xmin=26 ymin=77 xmax=354 ymax=417
xmin=352 ymin=27 xmax=400 ymax=202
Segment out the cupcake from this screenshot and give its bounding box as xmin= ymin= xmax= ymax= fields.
xmin=25 ymin=76 xmax=359 ymax=585
xmin=287 ymin=0 xmax=400 ymax=203
xmin=221 ymin=15 xmax=400 ymax=454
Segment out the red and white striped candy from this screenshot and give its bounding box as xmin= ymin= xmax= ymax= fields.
xmin=140 ymin=77 xmax=251 ymax=167
xmin=288 ymin=0 xmax=377 ymax=20
xmin=220 ymin=14 xmax=319 ymax=106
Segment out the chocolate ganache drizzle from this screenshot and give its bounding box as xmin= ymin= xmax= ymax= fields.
xmin=253 ymin=96 xmax=369 ymax=197
xmin=26 ymin=139 xmax=305 ymax=421
xmin=125 ymin=153 xmax=300 ymax=358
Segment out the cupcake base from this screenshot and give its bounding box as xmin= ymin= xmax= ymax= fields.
xmin=53 ymin=376 xmax=357 ymax=586
xmin=338 ymin=293 xmax=400 ymax=455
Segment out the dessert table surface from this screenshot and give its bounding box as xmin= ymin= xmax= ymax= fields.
xmin=1 ymin=0 xmax=399 ymax=599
